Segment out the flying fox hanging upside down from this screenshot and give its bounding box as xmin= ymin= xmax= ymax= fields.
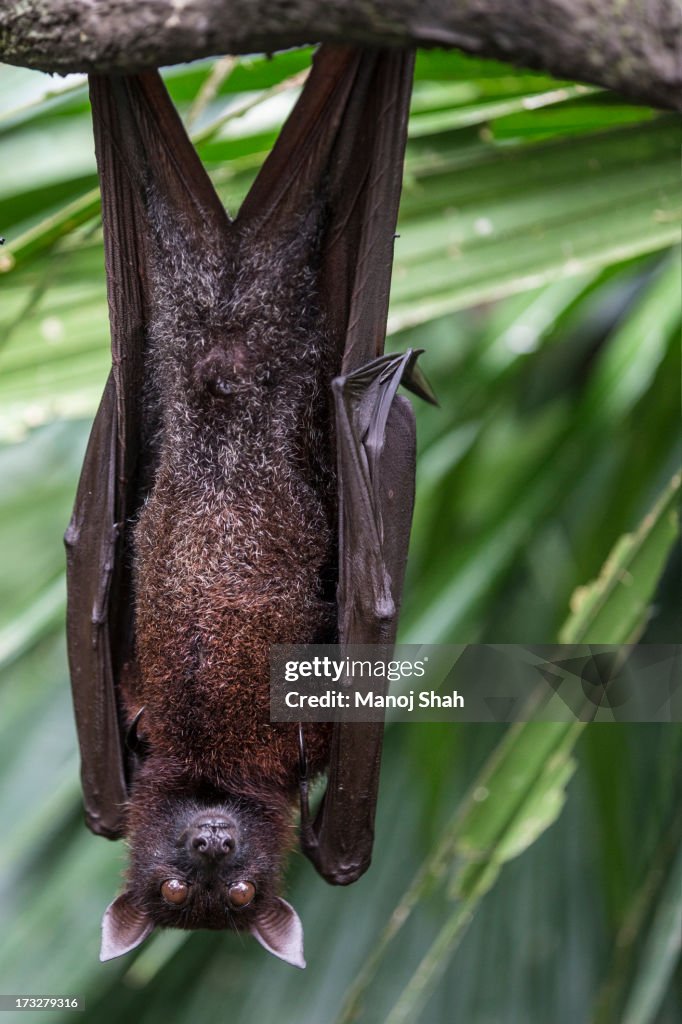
xmin=65 ymin=45 xmax=434 ymax=968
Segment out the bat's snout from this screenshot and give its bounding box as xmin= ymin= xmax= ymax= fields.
xmin=186 ymin=819 xmax=236 ymax=861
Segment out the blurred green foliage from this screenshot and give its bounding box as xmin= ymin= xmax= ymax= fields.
xmin=0 ymin=46 xmax=680 ymax=1024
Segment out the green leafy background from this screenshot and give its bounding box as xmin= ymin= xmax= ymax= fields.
xmin=0 ymin=47 xmax=680 ymax=1024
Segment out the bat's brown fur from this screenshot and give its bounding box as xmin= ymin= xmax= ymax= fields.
xmin=124 ymin=202 xmax=335 ymax=849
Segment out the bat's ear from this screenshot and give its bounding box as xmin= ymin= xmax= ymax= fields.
xmin=249 ymin=897 xmax=306 ymax=969
xmin=100 ymin=893 xmax=154 ymax=961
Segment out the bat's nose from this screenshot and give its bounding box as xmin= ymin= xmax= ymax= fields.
xmin=187 ymin=820 xmax=235 ymax=860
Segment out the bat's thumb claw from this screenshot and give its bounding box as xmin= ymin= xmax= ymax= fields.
xmin=402 ymin=351 xmax=439 ymax=407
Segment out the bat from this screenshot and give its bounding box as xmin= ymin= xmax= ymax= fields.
xmin=64 ymin=45 xmax=433 ymax=969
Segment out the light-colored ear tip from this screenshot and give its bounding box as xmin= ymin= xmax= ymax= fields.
xmin=99 ymin=937 xmax=128 ymax=963
xmin=100 ymin=893 xmax=154 ymax=961
xmin=249 ymin=896 xmax=306 ymax=968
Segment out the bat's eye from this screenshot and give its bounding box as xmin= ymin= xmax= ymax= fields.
xmin=227 ymin=880 xmax=255 ymax=908
xmin=160 ymin=878 xmax=189 ymax=905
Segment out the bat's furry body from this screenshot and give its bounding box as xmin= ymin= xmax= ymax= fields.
xmin=130 ymin=209 xmax=334 ymax=793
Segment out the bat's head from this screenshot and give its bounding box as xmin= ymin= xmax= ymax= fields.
xmin=100 ymin=783 xmax=305 ymax=968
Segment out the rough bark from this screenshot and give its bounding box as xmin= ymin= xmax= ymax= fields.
xmin=1 ymin=1 xmax=680 ymax=112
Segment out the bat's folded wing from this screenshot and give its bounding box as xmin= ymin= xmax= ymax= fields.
xmin=301 ymin=352 xmax=429 ymax=883
xmin=64 ymin=375 xmax=128 ymax=838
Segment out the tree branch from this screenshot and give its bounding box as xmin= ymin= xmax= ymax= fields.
xmin=1 ymin=1 xmax=680 ymax=112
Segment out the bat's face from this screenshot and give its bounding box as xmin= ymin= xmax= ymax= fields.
xmin=100 ymin=790 xmax=305 ymax=967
